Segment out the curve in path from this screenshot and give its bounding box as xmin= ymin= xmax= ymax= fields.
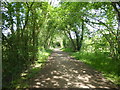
xmin=29 ymin=49 xmax=118 ymax=89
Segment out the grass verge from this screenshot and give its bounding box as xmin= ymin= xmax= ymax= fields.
xmin=62 ymin=48 xmax=120 ymax=86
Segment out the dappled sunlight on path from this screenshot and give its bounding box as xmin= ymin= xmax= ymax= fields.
xmin=29 ymin=49 xmax=118 ymax=89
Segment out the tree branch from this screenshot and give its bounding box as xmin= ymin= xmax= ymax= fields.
xmin=84 ymin=18 xmax=116 ymax=36
xmin=23 ymin=2 xmax=34 ymax=30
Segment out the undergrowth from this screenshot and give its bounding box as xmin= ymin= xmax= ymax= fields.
xmin=13 ymin=49 xmax=52 ymax=88
xmin=63 ymin=48 xmax=120 ymax=86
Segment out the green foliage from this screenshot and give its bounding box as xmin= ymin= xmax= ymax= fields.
xmin=9 ymin=49 xmax=52 ymax=88
xmin=2 ymin=1 xmax=120 ymax=88
xmin=70 ymin=51 xmax=120 ymax=85
xmin=61 ymin=48 xmax=74 ymax=52
xmin=2 ymin=2 xmax=53 ymax=88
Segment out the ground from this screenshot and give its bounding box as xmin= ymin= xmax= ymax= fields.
xmin=29 ymin=48 xmax=118 ymax=89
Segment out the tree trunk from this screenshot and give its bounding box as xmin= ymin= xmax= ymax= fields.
xmin=79 ymin=20 xmax=84 ymax=51
xmin=111 ymin=2 xmax=120 ymax=60
xmin=67 ymin=30 xmax=76 ymax=51
xmin=75 ymin=30 xmax=80 ymax=51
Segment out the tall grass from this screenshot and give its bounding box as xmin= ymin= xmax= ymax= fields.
xmin=63 ymin=48 xmax=120 ymax=86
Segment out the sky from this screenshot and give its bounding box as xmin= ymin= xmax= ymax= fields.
xmin=2 ymin=1 xmax=117 ymax=37
xmin=49 ymin=0 xmax=60 ymax=7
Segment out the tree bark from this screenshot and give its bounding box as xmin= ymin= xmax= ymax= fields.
xmin=79 ymin=20 xmax=84 ymax=51
xmin=111 ymin=2 xmax=120 ymax=59
xmin=75 ymin=30 xmax=80 ymax=51
xmin=67 ymin=30 xmax=76 ymax=51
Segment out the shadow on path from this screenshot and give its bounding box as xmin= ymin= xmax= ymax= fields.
xmin=29 ymin=49 xmax=118 ymax=89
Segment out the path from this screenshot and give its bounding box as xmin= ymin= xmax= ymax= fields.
xmin=29 ymin=49 xmax=118 ymax=89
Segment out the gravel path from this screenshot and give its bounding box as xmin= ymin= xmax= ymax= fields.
xmin=29 ymin=49 xmax=118 ymax=89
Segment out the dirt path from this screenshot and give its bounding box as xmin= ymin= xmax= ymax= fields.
xmin=29 ymin=49 xmax=118 ymax=89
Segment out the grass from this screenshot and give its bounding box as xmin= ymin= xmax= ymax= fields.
xmin=62 ymin=48 xmax=120 ymax=86
xmin=13 ymin=49 xmax=52 ymax=88
xmin=61 ymin=48 xmax=74 ymax=53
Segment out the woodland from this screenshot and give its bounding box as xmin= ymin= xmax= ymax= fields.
xmin=2 ymin=1 xmax=120 ymax=88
